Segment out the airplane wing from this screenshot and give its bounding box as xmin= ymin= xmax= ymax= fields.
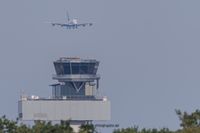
xmin=77 ymin=23 xmax=93 ymax=27
xmin=51 ymin=23 xmax=77 ymax=28
xmin=51 ymin=23 xmax=93 ymax=28
xmin=51 ymin=23 xmax=78 ymax=29
xmin=51 ymin=23 xmax=66 ymax=27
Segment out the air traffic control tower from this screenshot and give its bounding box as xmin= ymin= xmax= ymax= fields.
xmin=18 ymin=57 xmax=111 ymax=130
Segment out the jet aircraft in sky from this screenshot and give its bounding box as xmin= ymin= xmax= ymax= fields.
xmin=51 ymin=12 xmax=93 ymax=29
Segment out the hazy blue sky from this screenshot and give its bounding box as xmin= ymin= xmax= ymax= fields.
xmin=1 ymin=0 xmax=200 ymax=132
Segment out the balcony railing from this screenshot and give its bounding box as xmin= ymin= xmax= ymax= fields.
xmin=52 ymin=74 xmax=100 ymax=81
xmin=20 ymin=95 xmax=107 ymax=101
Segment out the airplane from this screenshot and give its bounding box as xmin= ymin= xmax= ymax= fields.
xmin=51 ymin=12 xmax=93 ymax=29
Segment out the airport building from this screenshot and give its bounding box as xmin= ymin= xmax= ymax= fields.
xmin=18 ymin=57 xmax=111 ymax=132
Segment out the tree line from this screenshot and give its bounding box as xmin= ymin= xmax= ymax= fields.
xmin=1 ymin=109 xmax=200 ymax=133
xmin=113 ymin=109 xmax=200 ymax=133
xmin=0 ymin=116 xmax=95 ymax=133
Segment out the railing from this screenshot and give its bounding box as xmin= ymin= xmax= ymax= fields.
xmin=20 ymin=95 xmax=107 ymax=101
xmin=52 ymin=74 xmax=100 ymax=81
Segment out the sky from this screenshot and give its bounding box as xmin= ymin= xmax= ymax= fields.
xmin=1 ymin=0 xmax=200 ymax=132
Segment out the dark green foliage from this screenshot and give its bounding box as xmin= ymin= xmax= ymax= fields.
xmin=16 ymin=123 xmax=31 ymax=133
xmin=175 ymin=109 xmax=200 ymax=128
xmin=0 ymin=115 xmax=17 ymax=133
xmin=0 ymin=117 xmax=99 ymax=133
xmin=0 ymin=117 xmax=75 ymax=133
xmin=113 ymin=127 xmax=174 ymax=133
xmin=31 ymin=120 xmax=74 ymax=133
xmin=2 ymin=109 xmax=200 ymax=133
xmin=112 ymin=109 xmax=200 ymax=133
xmin=113 ymin=126 xmax=138 ymax=133
xmin=79 ymin=123 xmax=96 ymax=133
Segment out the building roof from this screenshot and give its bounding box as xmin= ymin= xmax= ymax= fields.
xmin=55 ymin=57 xmax=99 ymax=63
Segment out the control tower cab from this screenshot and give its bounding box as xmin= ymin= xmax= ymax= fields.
xmin=52 ymin=57 xmax=100 ymax=99
xmin=18 ymin=57 xmax=110 ymax=124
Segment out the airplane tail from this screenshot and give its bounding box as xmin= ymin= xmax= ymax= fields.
xmin=66 ymin=11 xmax=70 ymax=22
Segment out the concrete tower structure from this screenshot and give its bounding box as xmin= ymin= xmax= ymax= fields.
xmin=18 ymin=57 xmax=111 ymax=131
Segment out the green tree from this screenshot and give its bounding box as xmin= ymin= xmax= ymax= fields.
xmin=16 ymin=123 xmax=32 ymax=133
xmin=0 ymin=115 xmax=17 ymax=133
xmin=113 ymin=126 xmax=138 ymax=133
xmin=175 ymin=109 xmax=200 ymax=128
xmin=32 ymin=120 xmax=74 ymax=133
xmin=79 ymin=123 xmax=97 ymax=133
xmin=60 ymin=120 xmax=74 ymax=133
